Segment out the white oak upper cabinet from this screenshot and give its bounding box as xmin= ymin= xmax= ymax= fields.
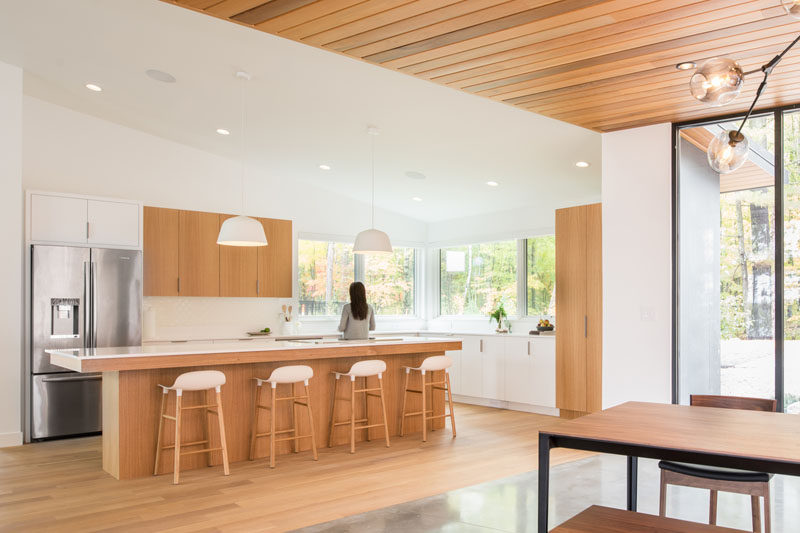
xmin=504 ymin=337 xmax=533 ymax=405
xmin=29 ymin=193 xmax=88 ymax=244
xmin=28 ymin=192 xmax=142 ymax=249
xmin=87 ymin=200 xmax=140 ymax=247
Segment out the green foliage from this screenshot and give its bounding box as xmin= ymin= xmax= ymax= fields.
xmin=440 ymin=241 xmax=518 ymax=315
xmin=488 ymin=302 xmax=507 ymax=328
xmin=527 ymin=235 xmax=556 ymax=315
xmin=364 ymin=248 xmax=415 ymax=315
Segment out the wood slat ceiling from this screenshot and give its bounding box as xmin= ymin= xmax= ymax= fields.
xmin=164 ymin=0 xmax=800 ymax=132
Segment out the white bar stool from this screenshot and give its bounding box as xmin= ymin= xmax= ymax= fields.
xmin=328 ymin=360 xmax=391 ymax=453
xmin=249 ymin=365 xmax=318 ymax=468
xmin=400 ymin=355 xmax=457 ymax=442
xmin=153 ymin=370 xmax=230 ymax=485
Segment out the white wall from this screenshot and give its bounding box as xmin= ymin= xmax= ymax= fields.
xmin=0 ymin=62 xmax=23 ymax=446
xmin=23 ymin=96 xmax=428 ymax=340
xmin=601 ymin=123 xmax=673 ymax=408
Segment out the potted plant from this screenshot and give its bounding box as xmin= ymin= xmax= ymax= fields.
xmin=489 ymin=303 xmax=508 ymax=333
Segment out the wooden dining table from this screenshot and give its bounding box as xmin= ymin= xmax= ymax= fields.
xmin=537 ymin=401 xmax=800 ymax=532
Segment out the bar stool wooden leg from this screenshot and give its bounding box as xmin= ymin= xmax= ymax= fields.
xmin=364 ymin=376 xmax=370 ymax=442
xmin=173 ymin=393 xmax=182 ymax=485
xmin=215 ymin=388 xmax=230 ymax=476
xmin=290 ymin=383 xmax=298 ymax=453
xmin=709 ymin=489 xmax=718 ymax=525
xmin=304 ymin=382 xmax=319 ymax=461
xmin=421 ymin=370 xmax=427 ymax=442
xmin=249 ymin=381 xmax=262 ymax=460
xmin=153 ymin=390 xmax=167 ymax=475
xmin=399 ymin=369 xmax=410 ymax=437
xmin=269 ymin=385 xmax=277 ymax=468
xmin=378 ymin=374 xmax=390 ymax=448
xmin=327 ymin=377 xmax=338 ymax=448
xmin=445 ymin=371 xmax=456 ymax=438
xmin=752 ymin=495 xmax=762 ymax=533
xmin=349 ymin=378 xmax=356 ymax=454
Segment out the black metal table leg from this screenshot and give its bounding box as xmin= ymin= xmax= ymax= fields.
xmin=627 ymin=455 xmax=638 ymax=511
xmin=538 ymin=433 xmax=551 ymax=533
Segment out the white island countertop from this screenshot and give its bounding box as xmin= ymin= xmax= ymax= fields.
xmin=46 ymin=336 xmax=463 ymax=373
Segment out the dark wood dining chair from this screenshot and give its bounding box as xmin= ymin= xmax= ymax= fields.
xmin=658 ymin=394 xmax=777 ymax=533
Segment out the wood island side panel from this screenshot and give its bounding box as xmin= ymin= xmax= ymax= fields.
xmin=106 ymin=351 xmax=448 ymax=480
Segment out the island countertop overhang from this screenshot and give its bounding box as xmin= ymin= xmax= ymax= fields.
xmin=46 ymin=337 xmax=463 ymax=373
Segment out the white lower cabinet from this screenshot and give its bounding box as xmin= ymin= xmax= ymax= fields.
xmin=481 ymin=337 xmax=505 ymax=400
xmin=504 ymin=337 xmax=533 ymax=404
xmin=445 ymin=349 xmax=461 ymax=395
xmin=458 ymin=336 xmax=483 ymax=398
xmin=529 ymin=337 xmax=556 ymax=408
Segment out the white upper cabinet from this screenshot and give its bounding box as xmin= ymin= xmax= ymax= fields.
xmin=87 ymin=199 xmax=139 ymax=247
xmin=28 ymin=192 xmax=142 ymax=249
xmin=30 ymin=193 xmax=88 ymax=244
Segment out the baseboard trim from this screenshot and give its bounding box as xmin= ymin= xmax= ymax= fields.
xmin=0 ymin=431 xmax=23 ymax=448
xmin=453 ymin=395 xmax=559 ymax=417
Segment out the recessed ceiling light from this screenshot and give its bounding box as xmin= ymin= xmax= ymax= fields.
xmin=145 ymin=69 xmax=177 ymax=83
xmin=575 ymin=161 xmax=590 ymax=168
xmin=85 ymin=83 xmax=102 ymax=92
xmin=675 ymin=61 xmax=696 ymax=71
xmin=486 ymin=180 xmax=499 ymax=187
xmin=405 ymin=171 xmax=426 ymax=180
xmin=216 ymin=128 xmax=230 ymax=135
xmin=319 ymin=164 xmax=331 ymax=170
xmin=412 ymin=196 xmax=423 ymax=202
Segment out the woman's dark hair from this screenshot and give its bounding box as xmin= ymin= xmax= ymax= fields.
xmin=349 ymin=282 xmax=369 ymax=320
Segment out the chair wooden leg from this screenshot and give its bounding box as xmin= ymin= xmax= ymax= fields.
xmin=349 ymin=378 xmax=356 ymax=454
xmin=421 ymin=370 xmax=427 ymax=442
xmin=445 ymin=372 xmax=456 ymax=438
xmin=215 ymin=389 xmax=230 ymax=476
xmin=378 ymin=375 xmax=390 ymax=448
xmin=709 ymin=489 xmax=718 ymax=525
xmin=249 ymin=382 xmax=262 ymax=460
xmin=304 ymin=383 xmax=318 ymax=461
xmin=269 ymin=386 xmax=277 ymax=468
xmin=763 ymin=484 xmax=771 ymax=533
xmin=327 ymin=377 xmax=338 ymax=448
xmin=658 ymin=469 xmax=667 ymax=517
xmin=752 ymin=494 xmax=762 ymax=533
xmin=364 ymin=376 xmax=370 ymax=442
xmin=173 ymin=394 xmax=182 ymax=485
xmin=399 ymin=370 xmax=410 ymax=437
xmin=290 ymin=383 xmax=298 ymax=453
xmin=153 ymin=391 xmax=167 ymax=475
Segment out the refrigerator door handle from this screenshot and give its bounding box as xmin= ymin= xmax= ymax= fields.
xmin=91 ymin=261 xmax=97 ymax=348
xmin=83 ymin=261 xmax=90 ymax=349
xmin=42 ymin=374 xmax=102 ymax=383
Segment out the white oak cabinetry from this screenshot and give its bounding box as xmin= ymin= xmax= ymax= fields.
xmin=28 ymin=191 xmax=142 ymax=249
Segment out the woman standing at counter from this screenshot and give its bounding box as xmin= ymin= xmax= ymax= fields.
xmin=338 ymin=282 xmax=376 ymax=340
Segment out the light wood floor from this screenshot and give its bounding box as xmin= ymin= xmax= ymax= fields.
xmin=0 ymin=404 xmax=587 ymax=532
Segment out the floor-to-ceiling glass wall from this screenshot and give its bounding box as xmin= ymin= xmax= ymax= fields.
xmin=783 ymin=111 xmax=800 ymax=412
xmin=676 ymin=114 xmax=776 ymax=405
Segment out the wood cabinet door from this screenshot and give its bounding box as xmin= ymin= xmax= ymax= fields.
xmin=257 ymin=218 xmax=292 ymax=298
xmin=503 ymin=337 xmax=532 ymax=404
xmin=178 ymin=210 xmax=220 ymax=297
xmin=555 ymin=205 xmax=588 ymax=412
xmin=585 ymin=203 xmax=603 ymax=412
xmin=219 ymin=214 xmax=258 ymax=297
xmin=143 ymin=207 xmax=179 ymax=296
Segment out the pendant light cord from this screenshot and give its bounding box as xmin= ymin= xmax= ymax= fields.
xmin=240 ymin=76 xmax=246 ymax=215
xmin=371 ymin=132 xmax=375 ymax=229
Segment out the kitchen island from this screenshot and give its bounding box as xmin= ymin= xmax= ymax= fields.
xmin=48 ymin=337 xmax=462 ymax=480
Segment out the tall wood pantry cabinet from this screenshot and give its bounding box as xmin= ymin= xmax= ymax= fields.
xmin=555 ymin=203 xmax=602 ymax=418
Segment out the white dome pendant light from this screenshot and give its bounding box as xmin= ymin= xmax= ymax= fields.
xmin=353 ymin=126 xmax=392 ymax=254
xmin=217 ymin=71 xmax=268 ymax=247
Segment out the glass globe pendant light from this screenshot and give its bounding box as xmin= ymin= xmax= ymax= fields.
xmin=707 ymin=129 xmax=749 ymax=174
xmin=783 ymin=0 xmax=800 ymax=19
xmin=353 ymin=126 xmax=392 ymax=255
xmin=689 ymin=57 xmax=744 ymax=106
xmin=217 ymin=71 xmax=268 ymax=247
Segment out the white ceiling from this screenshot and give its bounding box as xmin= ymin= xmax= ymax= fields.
xmin=0 ymin=0 xmax=601 ymax=223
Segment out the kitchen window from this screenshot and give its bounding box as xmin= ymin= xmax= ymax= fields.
xmin=439 ymin=240 xmax=518 ymax=316
xmin=526 ymin=235 xmax=556 ymax=316
xmin=298 ymin=239 xmax=418 ymax=317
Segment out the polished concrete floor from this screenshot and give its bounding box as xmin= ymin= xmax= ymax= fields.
xmin=295 ymin=455 xmax=799 ymax=532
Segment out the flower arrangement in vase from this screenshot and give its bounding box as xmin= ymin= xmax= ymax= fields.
xmin=489 ymin=303 xmax=509 ymax=333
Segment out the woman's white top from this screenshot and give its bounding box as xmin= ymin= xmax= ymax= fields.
xmin=338 ymin=303 xmax=376 ymax=340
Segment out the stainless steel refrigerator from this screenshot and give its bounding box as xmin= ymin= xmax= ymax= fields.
xmin=30 ymin=245 xmax=142 ymax=440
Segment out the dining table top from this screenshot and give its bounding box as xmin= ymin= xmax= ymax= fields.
xmin=540 ymin=401 xmax=800 ymax=466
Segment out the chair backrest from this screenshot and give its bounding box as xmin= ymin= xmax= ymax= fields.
xmin=348 ymin=359 xmax=387 ymax=377
xmin=420 ymin=355 xmax=452 ymax=371
xmin=267 ymin=364 xmax=313 ymax=384
xmin=690 ymin=394 xmax=777 ymax=412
